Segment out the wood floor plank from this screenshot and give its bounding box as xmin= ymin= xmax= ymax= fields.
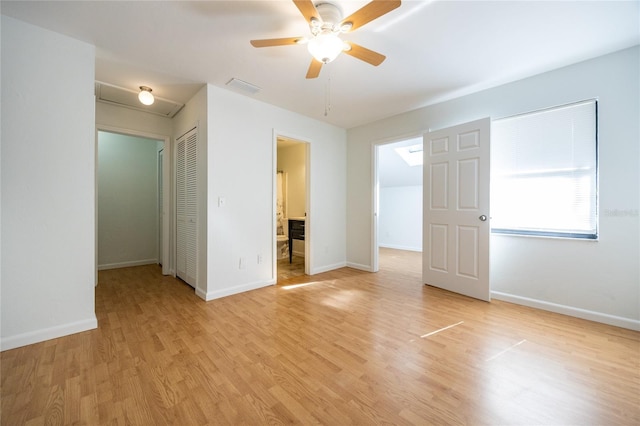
xmin=2 ymin=248 xmax=639 ymax=425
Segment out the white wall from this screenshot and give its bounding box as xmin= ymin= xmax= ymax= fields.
xmin=379 ymin=186 xmax=422 ymax=251
xmin=1 ymin=16 xmax=98 ymax=350
xmin=0 ymin=16 xmax=346 ymax=350
xmin=347 ymin=47 xmax=640 ymax=329
xmin=111 ymin=82 xmax=346 ymax=302
xmin=96 ymin=102 xmax=174 ymax=137
xmin=206 ymin=85 xmax=347 ymax=300
xmin=97 ymin=132 xmax=161 ymax=269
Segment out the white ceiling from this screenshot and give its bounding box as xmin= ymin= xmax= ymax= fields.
xmin=2 ymin=0 xmax=638 ymax=129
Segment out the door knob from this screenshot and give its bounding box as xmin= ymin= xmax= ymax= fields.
xmin=479 ymin=215 xmax=487 ymax=221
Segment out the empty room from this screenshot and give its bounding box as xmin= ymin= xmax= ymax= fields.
xmin=1 ymin=1 xmax=638 ymax=424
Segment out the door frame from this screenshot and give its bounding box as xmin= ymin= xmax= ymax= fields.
xmin=96 ymin=124 xmax=172 ymax=276
xmin=158 ymin=148 xmax=164 ymax=270
xmin=273 ymin=130 xmax=312 ymax=280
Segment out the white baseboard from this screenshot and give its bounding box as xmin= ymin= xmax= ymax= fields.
xmin=1 ymin=316 xmax=98 ymax=352
xmin=195 ymin=286 xmax=207 ymax=301
xmin=492 ymin=291 xmax=640 ymax=331
xmin=379 ymin=244 xmax=422 ymax=252
xmin=310 ymin=261 xmax=347 ymax=275
xmin=203 ymin=280 xmax=274 ymax=301
xmin=98 ymin=259 xmax=158 ymax=271
xmin=346 ymin=262 xmax=374 ymax=272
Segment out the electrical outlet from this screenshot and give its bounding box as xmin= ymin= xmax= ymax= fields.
xmin=257 ymin=254 xmax=263 ymax=264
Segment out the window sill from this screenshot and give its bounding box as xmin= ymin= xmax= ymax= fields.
xmin=491 ymin=229 xmax=598 ymax=241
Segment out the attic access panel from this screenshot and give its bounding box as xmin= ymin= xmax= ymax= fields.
xmin=95 ymin=81 xmax=184 ymax=118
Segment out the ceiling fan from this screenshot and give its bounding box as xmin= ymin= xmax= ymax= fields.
xmin=250 ymin=0 xmax=401 ymax=79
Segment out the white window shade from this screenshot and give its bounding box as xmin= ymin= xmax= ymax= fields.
xmin=491 ymin=100 xmax=598 ymax=239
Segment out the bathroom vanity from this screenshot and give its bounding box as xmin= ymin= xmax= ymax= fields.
xmin=288 ymin=218 xmax=305 ymax=263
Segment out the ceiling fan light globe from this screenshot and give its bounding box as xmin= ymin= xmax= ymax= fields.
xmin=307 ymin=33 xmax=344 ymax=64
xmin=340 ymin=22 xmax=353 ymax=32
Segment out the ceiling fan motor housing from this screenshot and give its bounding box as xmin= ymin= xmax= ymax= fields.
xmin=313 ymin=2 xmax=344 ymax=33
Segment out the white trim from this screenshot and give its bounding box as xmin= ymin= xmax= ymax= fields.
xmin=372 ymin=131 xmax=428 ymax=273
xmin=378 ymin=243 xmax=422 ymax=252
xmin=273 ymin=130 xmax=313 ymax=276
xmin=195 ymin=286 xmax=207 ymax=301
xmin=310 ymin=261 xmax=347 ymax=275
xmin=492 ymin=291 xmax=640 ymax=331
xmin=1 ymin=317 xmax=98 ymax=352
xmin=96 ymin=123 xmax=169 ymax=142
xmin=305 ymin=143 xmax=311 ymax=276
xmin=271 ymin=132 xmax=278 ymax=283
xmin=346 ymin=261 xmax=374 ymax=272
xmin=372 ymin=144 xmax=379 ymax=273
xmin=493 ymin=98 xmax=597 ymax=122
xmin=203 ymin=280 xmax=275 ymax=301
xmin=98 ymin=259 xmax=158 ymax=271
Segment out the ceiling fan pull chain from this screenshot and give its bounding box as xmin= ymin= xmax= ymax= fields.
xmin=324 ymin=69 xmax=332 ymax=116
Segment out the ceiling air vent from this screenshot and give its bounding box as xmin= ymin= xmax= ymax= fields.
xmin=95 ymin=81 xmax=184 ymax=118
xmin=226 ymin=78 xmax=261 ymax=95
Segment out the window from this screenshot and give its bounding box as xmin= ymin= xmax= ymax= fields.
xmin=491 ymin=100 xmax=598 ymax=239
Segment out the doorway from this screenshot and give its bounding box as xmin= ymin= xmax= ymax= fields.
xmin=275 ymin=136 xmax=310 ymax=282
xmin=373 ymin=136 xmax=424 ymax=272
xmin=96 ymin=127 xmax=171 ymax=274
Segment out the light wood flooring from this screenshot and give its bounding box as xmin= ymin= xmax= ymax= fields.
xmin=2 ymin=248 xmax=639 ymax=425
xmin=277 ymin=255 xmax=305 ymax=282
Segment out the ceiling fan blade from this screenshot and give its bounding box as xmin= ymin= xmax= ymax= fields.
xmin=343 ymin=42 xmax=386 ymax=66
xmin=340 ymin=0 xmax=401 ymax=32
xmin=306 ymin=58 xmax=323 ymax=79
xmin=293 ymin=0 xmax=319 ymax=24
xmin=250 ymin=37 xmax=303 ymax=47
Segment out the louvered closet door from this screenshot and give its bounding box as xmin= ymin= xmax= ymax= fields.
xmin=176 ymin=138 xmax=187 ymax=282
xmin=185 ymin=131 xmax=198 ymax=284
xmin=176 ymin=128 xmax=197 ymax=287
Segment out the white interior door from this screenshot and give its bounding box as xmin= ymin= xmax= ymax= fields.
xmin=423 ymin=118 xmax=490 ymax=301
xmin=185 ymin=131 xmax=198 ymax=284
xmin=176 ymin=128 xmax=197 ymax=287
xmin=176 ymin=138 xmax=187 ymax=281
